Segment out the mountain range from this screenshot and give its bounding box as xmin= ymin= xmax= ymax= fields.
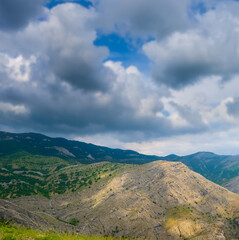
xmin=1 ymin=131 xmax=239 ymax=239
xmin=1 ymin=131 xmax=239 ymax=193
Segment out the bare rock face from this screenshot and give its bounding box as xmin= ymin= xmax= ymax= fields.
xmin=0 ymin=199 xmax=75 ymax=232
xmin=74 ymin=161 xmax=239 ymax=239
xmin=0 ymin=199 xmax=49 ymax=228
xmin=8 ymin=161 xmax=239 ymax=239
xmin=224 ymin=176 xmax=239 ymax=194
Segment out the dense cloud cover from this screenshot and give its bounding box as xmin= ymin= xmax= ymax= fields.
xmin=143 ymin=3 xmax=239 ymax=89
xmin=227 ymin=98 xmax=239 ymax=117
xmin=0 ymin=0 xmax=44 ymax=31
xmin=93 ymin=0 xmax=191 ymax=39
xmin=0 ymin=0 xmax=239 ymax=155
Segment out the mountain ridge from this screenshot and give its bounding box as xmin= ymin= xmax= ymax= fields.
xmin=1 ymin=130 xmax=239 ymax=194
xmin=0 ymin=131 xmax=160 ymax=164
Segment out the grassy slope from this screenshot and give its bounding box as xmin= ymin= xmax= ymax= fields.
xmin=0 ymin=151 xmax=70 ymax=173
xmin=0 ymin=220 xmax=122 ymax=240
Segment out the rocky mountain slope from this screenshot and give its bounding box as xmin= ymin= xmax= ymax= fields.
xmin=167 ymin=152 xmax=239 ymax=194
xmin=224 ymin=176 xmax=239 ymax=194
xmin=0 ymin=199 xmax=75 ymax=232
xmin=9 ymin=161 xmax=239 ymax=240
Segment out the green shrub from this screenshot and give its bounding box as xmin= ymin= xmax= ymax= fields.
xmin=2 ymin=234 xmax=16 ymax=240
xmin=69 ymin=218 xmax=79 ymax=226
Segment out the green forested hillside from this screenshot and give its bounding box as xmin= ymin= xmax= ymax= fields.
xmin=0 ymin=151 xmax=128 ymax=199
xmin=0 ymin=131 xmax=159 ymax=164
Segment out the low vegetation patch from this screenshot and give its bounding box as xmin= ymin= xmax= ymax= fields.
xmin=0 ymin=220 xmax=126 ymax=240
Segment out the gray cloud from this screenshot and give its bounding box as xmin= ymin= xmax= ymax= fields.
xmin=0 ymin=0 xmax=235 ymax=145
xmin=170 ymin=101 xmax=207 ymax=130
xmin=44 ymin=4 xmax=111 ymax=91
xmin=0 ymin=52 xmax=207 ymax=141
xmin=227 ymin=98 xmax=239 ymax=117
xmin=0 ymin=85 xmax=206 ymax=141
xmin=94 ymin=0 xmax=191 ymax=39
xmin=152 ymin=60 xmax=211 ymax=89
xmin=143 ymin=2 xmax=239 ymax=89
xmin=0 ymin=0 xmax=44 ymax=31
xmin=51 ymin=51 xmax=111 ymax=91
xmin=0 ymin=3 xmax=112 ymax=92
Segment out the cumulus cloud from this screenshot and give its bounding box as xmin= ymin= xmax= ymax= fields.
xmin=43 ymin=4 xmax=112 ymax=91
xmin=0 ymin=60 xmax=158 ymax=138
xmin=169 ymin=101 xmax=206 ymax=129
xmin=143 ymin=2 xmax=239 ymax=89
xmin=159 ymin=75 xmax=239 ymax=138
xmin=0 ymin=102 xmax=28 ymax=114
xmin=0 ymin=53 xmax=208 ymax=141
xmin=0 ymin=0 xmax=44 ymax=31
xmin=0 ymin=54 xmax=36 ymax=82
xmin=0 ymin=3 xmax=112 ymax=92
xmin=0 ymin=0 xmax=239 ymax=155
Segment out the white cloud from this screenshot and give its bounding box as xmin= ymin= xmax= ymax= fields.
xmin=104 ymin=60 xmax=166 ymax=118
xmin=4 ymin=54 xmax=36 ymax=82
xmin=161 ymin=76 xmax=239 ymax=128
xmin=124 ymin=127 xmax=239 ymax=156
xmin=0 ymin=102 xmax=28 ymax=114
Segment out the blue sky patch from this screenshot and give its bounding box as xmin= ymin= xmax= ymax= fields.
xmin=94 ymin=33 xmax=151 ymax=73
xmin=46 ymin=0 xmax=92 ymax=9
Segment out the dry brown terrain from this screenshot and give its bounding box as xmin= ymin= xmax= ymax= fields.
xmin=7 ymin=161 xmax=239 ymax=240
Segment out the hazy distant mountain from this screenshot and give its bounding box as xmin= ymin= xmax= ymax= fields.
xmin=0 ymin=131 xmax=159 ymax=164
xmin=8 ymin=161 xmax=239 ymax=239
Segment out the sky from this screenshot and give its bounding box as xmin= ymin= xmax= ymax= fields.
xmin=0 ymin=0 xmax=239 ymax=156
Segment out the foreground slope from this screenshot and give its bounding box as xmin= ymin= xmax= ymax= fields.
xmin=10 ymin=161 xmax=239 ymax=240
xmin=0 ymin=220 xmax=118 ymax=240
